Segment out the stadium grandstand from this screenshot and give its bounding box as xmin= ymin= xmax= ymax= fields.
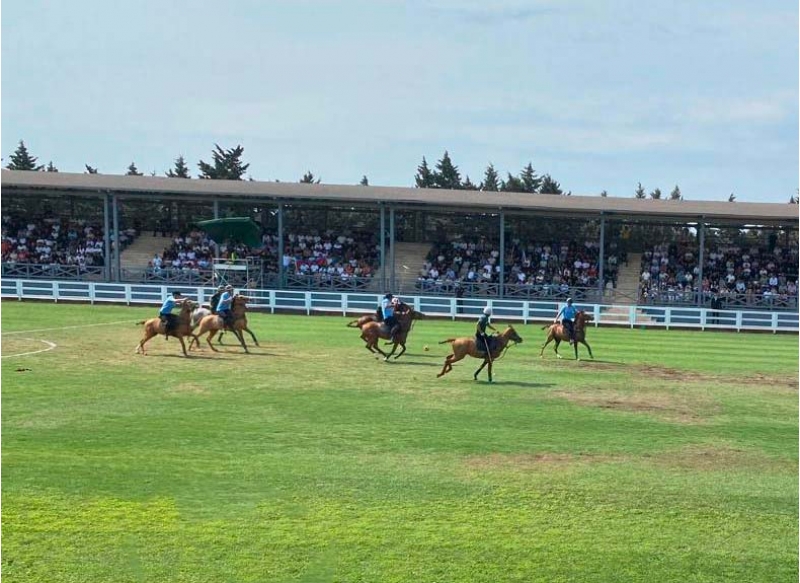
xmin=2 ymin=170 xmax=798 ymax=313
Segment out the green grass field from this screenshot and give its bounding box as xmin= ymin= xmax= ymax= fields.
xmin=2 ymin=301 xmax=798 ymax=582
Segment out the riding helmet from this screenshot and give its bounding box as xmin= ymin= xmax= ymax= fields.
xmin=566 ymin=297 xmax=573 ymax=304
xmin=483 ymin=306 xmax=492 ymax=315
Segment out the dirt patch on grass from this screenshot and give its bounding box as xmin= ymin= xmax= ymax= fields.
xmin=647 ymin=444 xmax=797 ymax=473
xmin=169 ymin=382 xmax=209 ymax=395
xmin=553 ymin=388 xmax=719 ymax=423
xmin=464 ymin=452 xmax=622 ymax=471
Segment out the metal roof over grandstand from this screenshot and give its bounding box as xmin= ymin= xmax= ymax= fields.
xmin=3 ymin=170 xmax=798 ymax=226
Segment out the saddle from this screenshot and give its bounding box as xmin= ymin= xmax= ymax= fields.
xmin=476 ymin=335 xmax=498 ymax=355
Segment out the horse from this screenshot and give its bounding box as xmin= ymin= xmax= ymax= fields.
xmin=436 ymin=325 xmax=523 ymax=382
xmin=135 ymin=299 xmax=199 ymax=357
xmin=358 ymin=305 xmax=420 ymax=361
xmin=189 ymin=295 xmax=254 ymax=353
xmin=191 ymin=305 xmax=259 ymax=347
xmin=539 ymin=310 xmax=594 ymax=360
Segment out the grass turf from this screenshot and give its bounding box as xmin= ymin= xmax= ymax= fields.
xmin=2 ymin=301 xmax=797 ymax=582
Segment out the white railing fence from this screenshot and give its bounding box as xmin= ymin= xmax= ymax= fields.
xmin=2 ymin=278 xmax=797 ymax=333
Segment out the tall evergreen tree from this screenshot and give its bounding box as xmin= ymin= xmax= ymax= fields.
xmin=669 ymin=185 xmax=682 ymax=200
xmin=600 ymin=190 xmax=608 ymax=197
xmin=634 ymin=182 xmax=646 ymax=199
xmin=649 ymin=188 xmax=662 ymax=200
xmin=166 ymin=155 xmax=191 ymax=178
xmin=198 ymin=144 xmax=250 ymax=180
xmin=539 ymin=174 xmax=563 ymax=195
xmin=728 ymin=192 xmax=736 ymax=202
xmin=300 ymin=171 xmax=321 ymax=184
xmin=462 ymin=175 xmax=479 ymax=190
xmin=520 ymin=162 xmax=541 ymax=193
xmin=414 ymin=156 xmax=435 ymax=188
xmin=126 ymin=162 xmax=143 ymax=176
xmin=434 ymin=151 xmax=462 ymax=189
xmin=85 ymin=165 xmax=99 ymax=174
xmin=501 ymin=173 xmax=525 ymax=193
xmin=6 ymin=140 xmax=44 ymax=171
xmin=359 ymin=175 xmax=369 ymax=186
xmin=480 ymin=163 xmax=500 ymax=192
xmin=45 ymin=161 xmax=58 ymax=172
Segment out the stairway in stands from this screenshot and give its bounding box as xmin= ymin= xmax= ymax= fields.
xmin=603 ymin=252 xmax=654 ymax=323
xmin=369 ymin=242 xmax=432 ymax=293
xmin=120 ymin=234 xmax=173 ymax=271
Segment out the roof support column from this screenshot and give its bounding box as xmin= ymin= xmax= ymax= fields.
xmin=598 ymin=215 xmax=606 ymax=302
xmin=379 ymin=203 xmax=386 ymax=292
xmin=697 ymin=220 xmax=705 ymax=306
xmin=103 ymin=193 xmax=111 ymax=281
xmin=277 ymin=203 xmax=284 ymax=288
xmin=213 ymin=199 xmax=219 ymax=220
xmin=499 ymin=212 xmax=505 ymax=298
xmin=389 ymin=207 xmax=396 ymax=292
xmin=112 ymin=193 xmax=121 ymax=282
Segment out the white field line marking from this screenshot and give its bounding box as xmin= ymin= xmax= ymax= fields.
xmin=2 ymin=320 xmax=135 ymax=336
xmin=2 ymin=339 xmax=57 ymax=358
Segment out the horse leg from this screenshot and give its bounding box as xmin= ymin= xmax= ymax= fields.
xmin=574 ymin=340 xmax=579 ymax=361
xmin=540 ymin=335 xmax=553 ymax=358
xmin=554 ymin=339 xmax=562 ymax=359
xmin=218 ymin=331 xmax=225 ymax=345
xmin=244 ymin=326 xmax=259 ymax=346
xmin=392 ymin=342 xmax=407 ymax=360
xmin=177 ymin=336 xmax=189 ymax=357
xmin=580 ymin=339 xmax=594 ymax=359
xmin=437 ymin=354 xmax=455 ymax=378
xmin=233 ymin=328 xmax=249 ymax=353
xmin=206 ymin=330 xmax=221 ymax=352
xmin=136 ymin=329 xmax=155 ymax=355
xmin=473 ymin=358 xmax=489 ymax=381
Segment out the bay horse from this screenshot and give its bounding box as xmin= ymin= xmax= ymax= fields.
xmin=189 ymin=295 xmax=254 ymax=353
xmin=436 ymin=325 xmax=523 ymax=382
xmin=359 ymin=305 xmax=420 ymax=361
xmin=191 ymin=305 xmax=259 ymax=347
xmin=135 ymin=299 xmax=199 ymax=357
xmin=539 ymin=310 xmax=594 ymax=360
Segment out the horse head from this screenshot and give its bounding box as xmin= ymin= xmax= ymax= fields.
xmin=502 ymin=325 xmax=524 ymax=344
xmin=576 ymin=311 xmax=593 ymax=329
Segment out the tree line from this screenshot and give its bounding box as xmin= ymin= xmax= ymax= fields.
xmin=5 ymin=140 xmax=798 ymax=203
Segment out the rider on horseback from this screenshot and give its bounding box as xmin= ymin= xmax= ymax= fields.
xmin=554 ymin=297 xmax=577 ymax=345
xmin=159 ymin=290 xmax=185 ymax=337
xmin=476 ymin=305 xmax=498 ymax=354
xmin=216 ymin=285 xmax=236 ymax=330
xmin=209 ymin=285 xmax=224 ymax=314
xmin=381 ymin=293 xmax=401 ymax=342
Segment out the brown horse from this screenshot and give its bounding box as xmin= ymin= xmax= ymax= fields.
xmin=436 ymin=325 xmax=523 ymax=382
xmin=539 ymin=310 xmax=594 ymax=360
xmin=189 ymin=295 xmax=253 ymax=353
xmin=359 ymin=306 xmax=420 ymax=360
xmin=135 ymin=299 xmax=199 ymax=357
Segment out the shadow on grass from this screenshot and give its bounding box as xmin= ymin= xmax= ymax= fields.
xmin=474 ymin=380 xmax=555 ymax=388
xmin=148 ymin=353 xmax=231 ymax=360
xmin=386 ymin=360 xmax=441 ymax=367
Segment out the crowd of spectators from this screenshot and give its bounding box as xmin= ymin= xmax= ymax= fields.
xmin=639 ymin=235 xmax=799 ymax=306
xmin=416 ymin=236 xmax=623 ymax=298
xmin=1 ymin=214 xmax=136 ymax=274
xmin=275 ymin=231 xmax=380 ymax=284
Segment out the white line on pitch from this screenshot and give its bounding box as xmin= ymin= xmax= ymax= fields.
xmin=2 ymin=339 xmax=58 ymax=358
xmin=2 ymin=320 xmax=135 ymax=336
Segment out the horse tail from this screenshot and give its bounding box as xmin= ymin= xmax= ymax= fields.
xmin=136 ymin=320 xmax=146 ymax=326
xmin=346 ymin=320 xmax=360 ymax=328
xmin=438 ymin=338 xmax=456 ymax=345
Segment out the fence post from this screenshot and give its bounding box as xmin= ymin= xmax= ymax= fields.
xmin=305 ymin=292 xmax=311 ymax=316
xmin=735 ymin=311 xmax=743 ymax=332
xmin=269 ymin=289 xmax=276 ymax=314
xmin=16 ymin=280 xmax=23 ymax=300
xmin=342 ymin=293 xmax=348 ymax=317
xmin=523 ymin=301 xmax=530 ymax=325
xmin=771 ymin=312 xmax=779 ymax=334
xmin=665 ymin=307 xmax=671 ymax=330
xmin=629 ymin=305 xmax=636 ymax=329
xmin=53 ymin=281 xmax=59 ymax=303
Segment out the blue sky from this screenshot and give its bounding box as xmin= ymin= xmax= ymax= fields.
xmin=2 ymin=0 xmax=797 ymax=202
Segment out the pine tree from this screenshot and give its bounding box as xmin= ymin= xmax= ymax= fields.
xmin=634 ymin=182 xmax=646 ymax=199
xmin=501 ymin=173 xmax=525 ymax=193
xmin=728 ymin=192 xmax=736 ymax=202
xmin=45 ymin=161 xmax=58 ymax=172
xmin=520 ymin=162 xmax=541 ymax=193
xmin=539 ymin=174 xmax=563 ymax=195
xmin=669 ymin=185 xmax=682 ymax=200
xmin=434 ymin=151 xmax=462 ymax=189
xmin=198 ymin=144 xmax=250 ymax=180
xmin=650 ymin=188 xmax=662 ymax=200
xmin=600 ymin=190 xmax=608 ymax=197
xmin=462 ymin=175 xmax=479 ymax=190
xmin=480 ymin=164 xmax=500 ymax=192
xmin=85 ymin=165 xmax=99 ymax=174
xmin=414 ymin=157 xmax=435 ymax=188
xmin=126 ymin=162 xmax=143 ymax=176
xmin=300 ymin=171 xmax=321 ymax=184
xmin=6 ymin=140 xmax=44 ymax=171
xmin=359 ymin=175 xmax=369 ymax=186
xmin=166 ymin=155 xmax=191 ymax=178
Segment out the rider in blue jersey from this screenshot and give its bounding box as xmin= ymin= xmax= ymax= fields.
xmin=216 ymin=285 xmax=236 ymax=329
xmin=555 ymin=297 xmax=578 ymax=345
xmin=159 ymin=291 xmax=185 ymax=336
xmin=380 ymin=293 xmax=400 ymax=342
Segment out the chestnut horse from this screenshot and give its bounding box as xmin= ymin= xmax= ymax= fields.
xmin=135 ymin=299 xmax=199 ymax=357
xmin=191 ymin=305 xmax=259 ymax=347
xmin=539 ymin=310 xmax=594 ymax=360
xmin=359 ymin=306 xmax=420 ymax=360
xmin=436 ymin=325 xmax=523 ymax=382
xmin=189 ymin=295 xmax=253 ymax=353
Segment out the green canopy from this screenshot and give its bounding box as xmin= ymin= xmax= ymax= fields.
xmin=197 ymin=217 xmax=262 ymax=247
